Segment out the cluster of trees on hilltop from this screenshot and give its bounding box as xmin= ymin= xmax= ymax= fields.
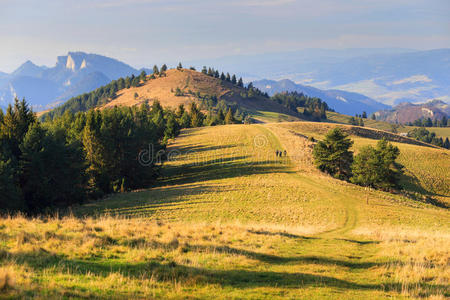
xmin=407 ymin=127 xmax=450 ymax=149
xmin=271 ymin=92 xmax=330 ymax=121
xmin=406 ymin=116 xmax=449 ymax=127
xmin=199 ymin=66 xmax=269 ymax=98
xmin=201 ymin=66 xmax=244 ymax=87
xmin=45 ymin=71 xmax=148 ymax=119
xmin=313 ymin=128 xmax=403 ymax=190
xmin=0 ymin=98 xmax=188 ymax=213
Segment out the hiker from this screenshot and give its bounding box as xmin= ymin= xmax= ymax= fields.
xmin=283 ymin=150 xmax=287 ymax=157
xmin=275 ymin=150 xmax=280 ymax=157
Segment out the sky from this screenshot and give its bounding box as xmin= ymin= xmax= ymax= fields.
xmin=0 ymin=0 xmax=449 ymax=72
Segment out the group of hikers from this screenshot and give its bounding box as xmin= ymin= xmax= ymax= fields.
xmin=275 ymin=150 xmax=287 ymax=157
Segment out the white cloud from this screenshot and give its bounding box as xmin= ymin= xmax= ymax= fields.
xmin=391 ymin=75 xmax=432 ymax=85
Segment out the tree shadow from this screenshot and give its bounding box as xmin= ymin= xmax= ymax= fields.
xmin=161 ymin=157 xmax=292 ymax=186
xmin=247 ymin=229 xmax=317 ymax=240
xmin=399 ymin=172 xmax=448 ymax=208
xmin=78 ymin=184 xmax=240 ymax=216
xmin=5 ymin=249 xmax=447 ymax=296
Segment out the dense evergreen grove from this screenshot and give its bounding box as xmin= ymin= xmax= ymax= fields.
xmin=271 ymin=92 xmax=329 ymax=121
xmin=407 ymin=127 xmax=449 ymax=149
xmin=312 ymin=128 xmax=403 ymax=190
xmin=0 ymin=98 xmax=195 ymax=213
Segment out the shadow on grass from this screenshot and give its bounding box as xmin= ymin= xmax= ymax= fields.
xmin=161 ymin=158 xmax=292 ymax=186
xmin=4 ymin=249 xmax=447 ymax=296
xmin=336 ymin=238 xmax=380 ymax=245
xmin=399 ymin=172 xmax=448 ymax=208
xmin=247 ymin=229 xmax=318 ymax=240
xmin=77 ymin=184 xmax=239 ymax=216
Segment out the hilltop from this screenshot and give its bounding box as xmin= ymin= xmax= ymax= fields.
xmin=103 ymin=69 xmax=293 ymax=116
xmin=45 ymin=68 xmax=302 ymax=123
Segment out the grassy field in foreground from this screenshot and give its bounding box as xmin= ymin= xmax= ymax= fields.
xmin=0 ymin=123 xmax=449 ymax=299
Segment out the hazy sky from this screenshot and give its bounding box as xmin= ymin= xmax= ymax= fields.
xmin=1 ymin=0 xmax=449 ymax=72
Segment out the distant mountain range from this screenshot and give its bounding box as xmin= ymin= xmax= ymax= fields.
xmin=190 ymin=48 xmax=450 ymax=106
xmin=252 ymin=79 xmax=389 ymax=115
xmin=2 ymin=48 xmax=449 ymax=114
xmin=0 ymin=52 xmax=143 ymax=111
xmin=374 ymin=100 xmax=450 ymax=124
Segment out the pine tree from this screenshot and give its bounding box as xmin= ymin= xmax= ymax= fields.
xmin=180 ymin=111 xmax=191 ymax=128
xmin=444 ymin=137 xmax=450 ymax=149
xmin=237 ymin=77 xmax=243 ymax=87
xmin=175 ymin=104 xmax=185 ymax=119
xmin=220 ymin=72 xmax=225 ymax=80
xmin=351 ymin=139 xmax=401 ymax=190
xmin=312 ymin=128 xmax=354 ymax=180
xmin=177 ymin=62 xmax=183 ymax=70
xmin=231 ymin=74 xmax=237 ymax=84
xmin=226 ymin=73 xmax=231 ymax=82
xmin=189 ymin=102 xmax=204 ymax=127
xmin=362 ymin=111 xmax=367 ymax=118
xmin=224 ymin=108 xmax=234 ymax=124
xmin=202 ymin=66 xmax=208 ymax=74
xmin=139 ymin=70 xmax=147 ymax=81
xmin=442 ymin=116 xmax=448 ymax=127
xmin=161 ymin=64 xmax=168 ymax=72
xmin=217 ymin=109 xmax=225 ymax=123
xmin=153 ymin=65 xmax=159 ymax=75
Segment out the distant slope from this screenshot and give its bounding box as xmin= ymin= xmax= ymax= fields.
xmin=374 ymin=100 xmax=450 ymax=124
xmin=0 ymin=52 xmax=139 ymax=111
xmin=253 ymin=79 xmax=389 ymax=115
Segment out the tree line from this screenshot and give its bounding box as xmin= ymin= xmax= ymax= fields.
xmin=0 ymin=98 xmax=220 ymax=213
xmin=407 ymin=127 xmax=449 ymax=149
xmin=271 ymin=92 xmax=330 ymax=121
xmin=406 ymin=116 xmax=449 ymax=128
xmin=312 ymin=128 xmax=403 ymax=190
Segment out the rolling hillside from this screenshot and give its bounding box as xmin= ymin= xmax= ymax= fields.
xmin=106 ymin=69 xmax=291 ymax=113
xmin=1 ymin=122 xmax=448 ymax=299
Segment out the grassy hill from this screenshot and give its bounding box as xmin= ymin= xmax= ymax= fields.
xmin=1 ymin=122 xmax=448 ymax=299
xmin=101 ymin=69 xmax=300 ymax=123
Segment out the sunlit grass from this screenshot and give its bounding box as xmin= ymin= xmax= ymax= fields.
xmin=0 ymin=122 xmax=448 ymax=299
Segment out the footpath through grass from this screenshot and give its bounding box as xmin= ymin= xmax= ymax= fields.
xmin=0 ymin=123 xmax=448 ymax=299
